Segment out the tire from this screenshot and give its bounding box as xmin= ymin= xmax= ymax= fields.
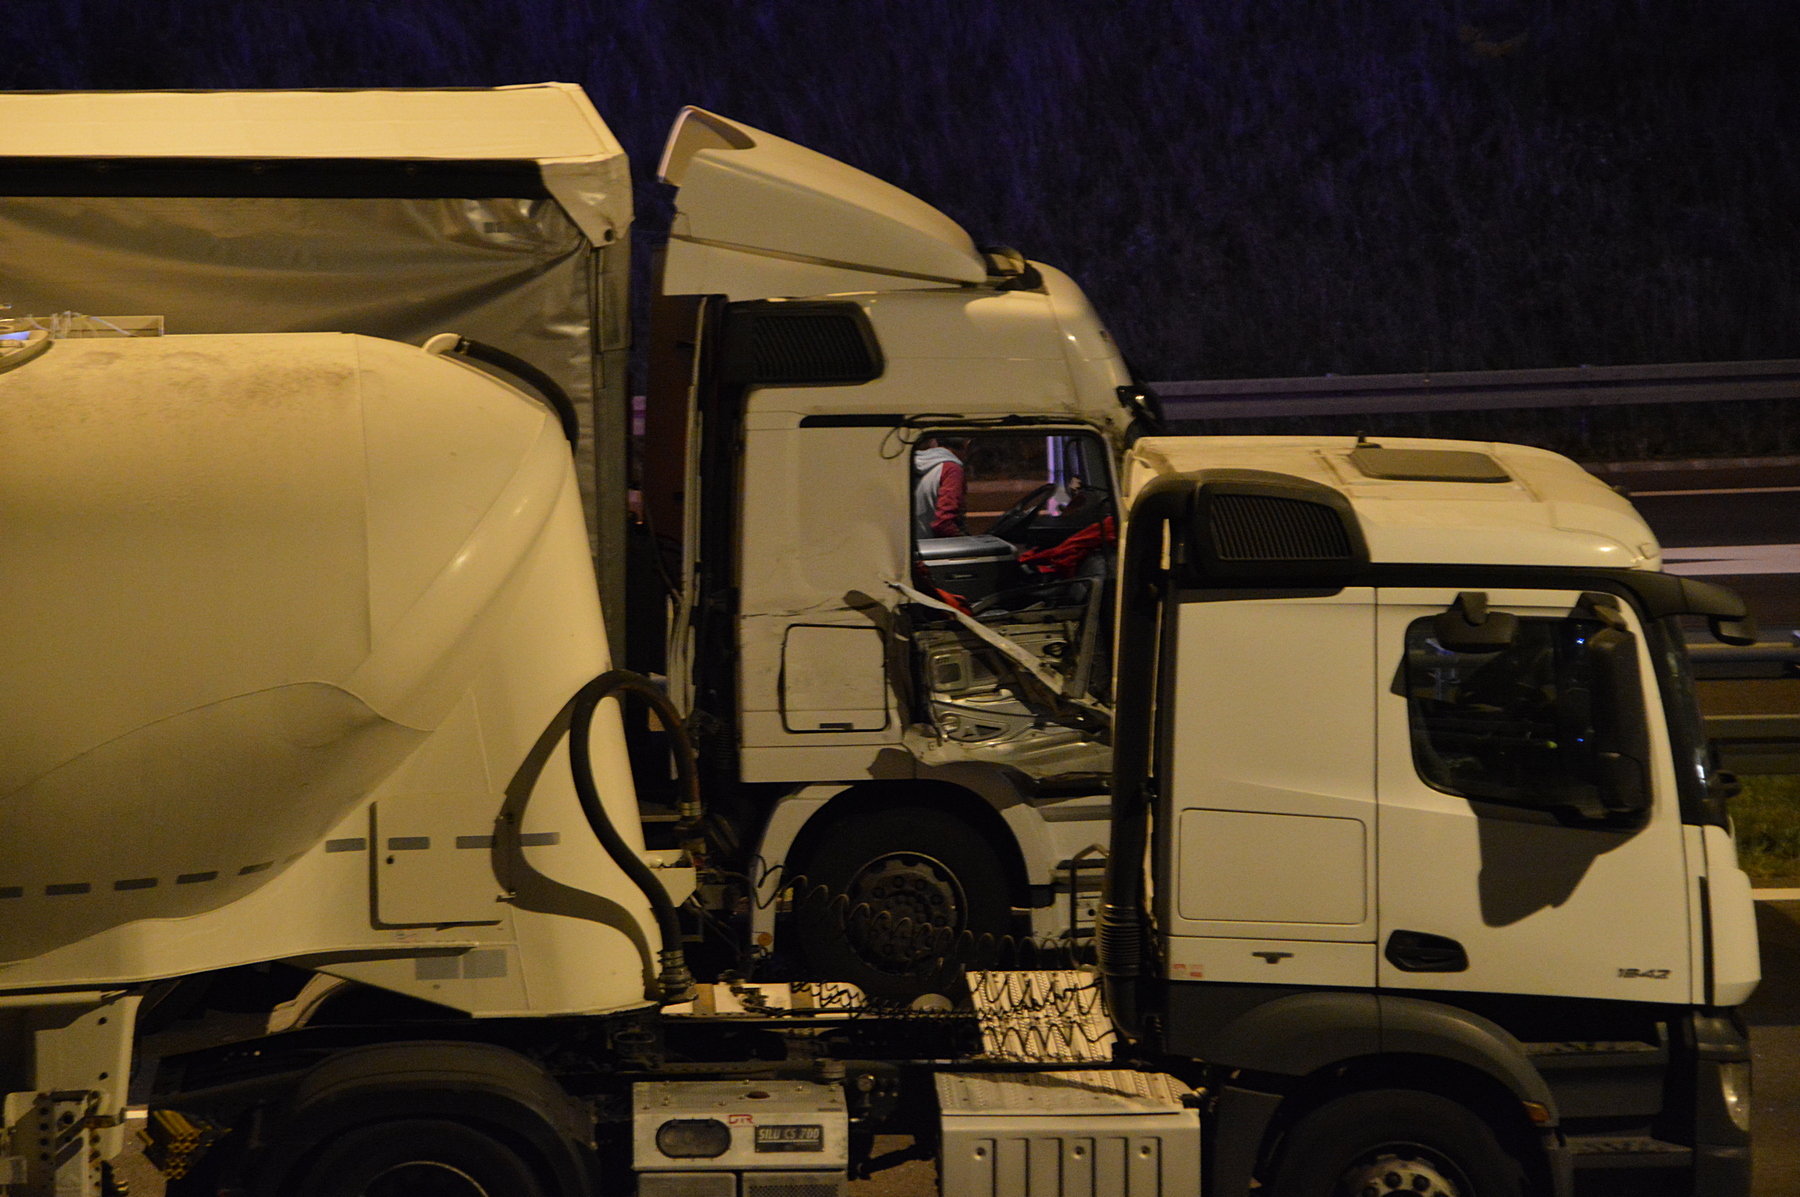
xmin=791 ymin=805 xmax=1013 ymax=999
xmin=294 ymin=1119 xmax=547 ymax=1197
xmin=1268 ymin=1089 xmax=1526 ymax=1197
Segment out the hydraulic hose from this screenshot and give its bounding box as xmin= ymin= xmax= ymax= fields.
xmin=1098 ymin=476 xmax=1195 ymax=1042
xmin=449 ymin=337 xmax=583 ymax=449
xmin=569 ymin=669 xmax=700 ymax=1003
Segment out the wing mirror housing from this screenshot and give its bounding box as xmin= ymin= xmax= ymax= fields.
xmin=1431 ymin=592 xmax=1520 ymax=653
xmin=1681 ymin=578 xmax=1759 ymax=645
xmin=1709 ymin=614 xmax=1759 ymax=647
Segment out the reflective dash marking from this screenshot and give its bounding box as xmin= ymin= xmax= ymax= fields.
xmin=114 ymin=878 xmax=158 ymax=891
xmin=0 ymin=887 xmax=21 ymax=899
xmin=387 ymin=837 xmax=430 ymax=851
xmin=176 ymin=872 xmax=218 ymax=884
xmin=519 ymin=832 xmax=560 ymax=847
xmin=325 ymin=838 xmax=368 ymax=853
xmin=46 ymin=883 xmax=91 ymax=896
xmin=456 ymin=836 xmax=495 ymax=849
xmin=238 ymin=862 xmax=273 ymax=875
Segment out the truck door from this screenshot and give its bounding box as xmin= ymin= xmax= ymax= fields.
xmin=1374 ymin=588 xmax=1693 ymax=1003
xmin=736 ymin=416 xmax=907 ymax=779
xmin=1157 ymin=590 xmax=1380 ymax=989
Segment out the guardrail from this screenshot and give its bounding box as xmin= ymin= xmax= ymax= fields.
xmin=1690 ymin=641 xmax=1800 ymax=679
xmin=1149 ymin=359 xmax=1800 ymax=421
xmin=1693 ymin=642 xmax=1800 ymax=775
xmin=1706 ymin=715 xmax=1800 ymax=776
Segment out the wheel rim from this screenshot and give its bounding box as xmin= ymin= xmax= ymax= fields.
xmin=363 ymin=1160 xmax=491 ymax=1197
xmin=841 ymin=851 xmax=965 ymax=972
xmin=1338 ymin=1147 xmax=1468 ymax=1197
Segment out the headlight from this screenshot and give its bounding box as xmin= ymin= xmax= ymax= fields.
xmin=1720 ymin=1060 xmax=1752 ymax=1134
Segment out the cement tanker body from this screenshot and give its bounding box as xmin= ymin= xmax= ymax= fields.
xmin=0 ymin=331 xmax=656 ymax=1017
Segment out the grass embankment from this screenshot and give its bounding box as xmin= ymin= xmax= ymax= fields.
xmin=1736 ymin=775 xmax=1800 ymax=887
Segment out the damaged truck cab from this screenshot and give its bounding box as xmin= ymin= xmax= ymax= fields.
xmin=640 ymin=108 xmax=1142 ymax=993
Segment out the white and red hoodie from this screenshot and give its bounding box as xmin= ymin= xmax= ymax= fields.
xmin=913 ymin=446 xmax=966 ymax=539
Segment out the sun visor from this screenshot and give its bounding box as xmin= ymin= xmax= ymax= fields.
xmin=0 ymin=83 xmax=631 ymax=244
xmin=659 ymin=107 xmax=987 ymax=286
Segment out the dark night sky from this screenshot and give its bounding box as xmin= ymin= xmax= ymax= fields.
xmin=6 ymin=1 xmax=1799 ymax=383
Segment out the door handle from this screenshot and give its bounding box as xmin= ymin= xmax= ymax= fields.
xmin=1385 ymin=930 xmax=1469 ymax=973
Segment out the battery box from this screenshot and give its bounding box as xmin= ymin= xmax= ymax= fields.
xmin=936 ymin=1069 xmax=1201 ymax=1197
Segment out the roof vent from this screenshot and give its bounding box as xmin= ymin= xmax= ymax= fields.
xmin=1349 ymin=447 xmax=1510 ymax=483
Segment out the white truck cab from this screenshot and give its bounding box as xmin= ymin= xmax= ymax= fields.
xmin=1099 ymin=435 xmax=1759 ymax=1193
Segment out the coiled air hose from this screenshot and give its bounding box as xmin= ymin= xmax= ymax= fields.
xmin=568 ymin=669 xmax=700 ymax=1003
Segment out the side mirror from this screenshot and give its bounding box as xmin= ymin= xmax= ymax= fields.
xmin=1672 ymin=577 xmax=1757 ymax=645
xmin=1432 ymin=592 xmax=1519 ymax=653
xmin=1710 ymin=614 xmax=1759 ymax=647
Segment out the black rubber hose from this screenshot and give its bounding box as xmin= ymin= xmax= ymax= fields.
xmin=1099 ymin=475 xmax=1195 ymax=1041
xmin=568 ymin=669 xmax=697 ymax=1003
xmin=451 ymin=337 xmax=582 ymax=448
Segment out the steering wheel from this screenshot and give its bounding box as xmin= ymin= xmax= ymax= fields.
xmin=986 ymin=482 xmax=1057 ymax=543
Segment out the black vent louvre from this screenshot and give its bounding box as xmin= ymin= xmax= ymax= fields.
xmin=735 ymin=310 xmax=881 ymax=385
xmin=1208 ymin=493 xmax=1354 ymax=561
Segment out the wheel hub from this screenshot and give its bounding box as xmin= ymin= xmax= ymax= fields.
xmin=843 ymin=853 xmax=965 ymax=971
xmin=1340 ymin=1151 xmax=1462 ymax=1197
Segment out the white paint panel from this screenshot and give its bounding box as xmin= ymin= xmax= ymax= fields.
xmin=1166 ymin=936 xmax=1377 ymax=987
xmin=736 ymin=423 xmax=904 ymax=636
xmin=372 ymin=697 xmax=504 ymax=927
xmin=1158 ymin=591 xmax=1378 ymax=944
xmin=1704 ymin=824 xmax=1762 ymax=1006
xmin=740 ymin=743 xmax=897 ymax=784
xmin=661 ymin=108 xmax=984 ymax=283
xmin=781 ymin=625 xmax=888 ymax=732
xmin=1177 ymin=810 xmax=1365 ymax=924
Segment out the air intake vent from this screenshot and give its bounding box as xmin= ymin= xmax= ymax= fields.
xmin=1177 ymin=469 xmax=1369 ymax=588
xmin=722 ymin=302 xmax=883 ymax=386
xmin=1208 ymin=493 xmax=1355 ymax=561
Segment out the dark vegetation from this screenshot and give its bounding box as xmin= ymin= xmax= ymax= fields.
xmin=7 ymin=1 xmax=1800 ymax=394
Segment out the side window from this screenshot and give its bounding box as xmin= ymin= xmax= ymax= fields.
xmin=1401 ymin=614 xmax=1610 ymax=809
xmin=911 ymin=431 xmax=1115 ymax=611
xmin=906 ymin=431 xmax=1117 ymax=759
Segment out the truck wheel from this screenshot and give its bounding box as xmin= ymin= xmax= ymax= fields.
xmin=792 ymin=806 xmax=1012 ymax=999
xmin=294 ymin=1119 xmax=546 ymax=1197
xmin=1268 ymin=1090 xmax=1525 ymax=1197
